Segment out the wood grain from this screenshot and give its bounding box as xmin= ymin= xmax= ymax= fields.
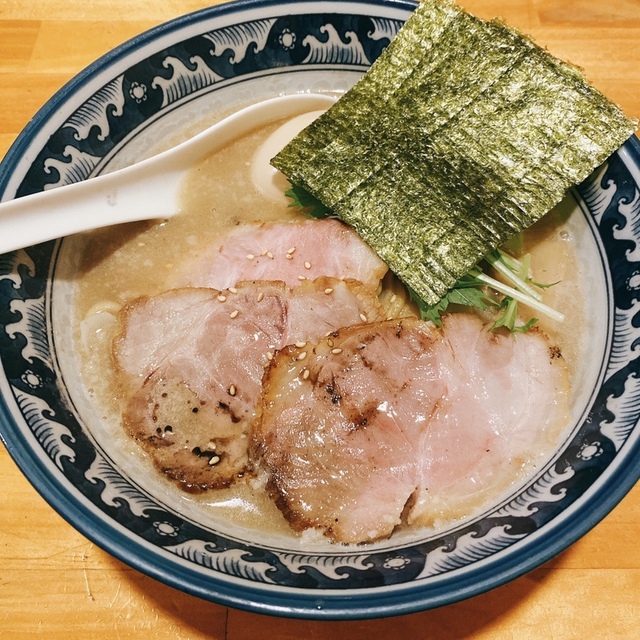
xmin=0 ymin=1 xmax=639 ymax=637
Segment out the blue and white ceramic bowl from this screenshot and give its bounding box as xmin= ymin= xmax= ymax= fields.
xmin=0 ymin=0 xmax=639 ymax=619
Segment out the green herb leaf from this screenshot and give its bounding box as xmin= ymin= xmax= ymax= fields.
xmin=415 ymin=247 xmax=561 ymax=332
xmin=410 ymin=287 xmax=449 ymax=326
xmin=411 ymin=271 xmax=497 ymax=327
xmin=491 ymin=298 xmax=519 ymax=331
xmin=285 ymin=184 xmax=333 ymax=219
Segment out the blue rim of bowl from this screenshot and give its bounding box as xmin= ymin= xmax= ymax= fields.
xmin=1 ymin=0 xmax=639 ymax=619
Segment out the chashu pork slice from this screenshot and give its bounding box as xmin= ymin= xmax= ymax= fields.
xmin=170 ymin=218 xmax=388 ymax=291
xmin=113 ymin=277 xmax=385 ymax=493
xmin=252 ymin=313 xmax=570 ymax=544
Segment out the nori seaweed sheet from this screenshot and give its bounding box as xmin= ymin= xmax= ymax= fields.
xmin=272 ymin=0 xmax=637 ymax=305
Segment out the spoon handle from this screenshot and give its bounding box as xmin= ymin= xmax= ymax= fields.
xmin=0 ymin=163 xmax=183 ymax=254
xmin=0 ymin=93 xmax=336 ymax=255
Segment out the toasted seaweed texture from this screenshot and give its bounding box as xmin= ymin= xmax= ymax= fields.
xmin=272 ymin=0 xmax=637 ymax=305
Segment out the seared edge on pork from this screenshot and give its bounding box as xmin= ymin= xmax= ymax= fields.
xmin=112 ymin=278 xmax=385 ymax=492
xmin=251 ymin=314 xmax=570 ymax=543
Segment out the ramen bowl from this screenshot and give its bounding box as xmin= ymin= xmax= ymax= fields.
xmin=0 ymin=0 xmax=639 ymax=620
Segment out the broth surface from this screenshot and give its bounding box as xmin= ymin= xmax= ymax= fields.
xmin=70 ymin=112 xmax=586 ymax=541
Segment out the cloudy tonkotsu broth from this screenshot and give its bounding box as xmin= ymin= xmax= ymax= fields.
xmin=70 ymin=108 xmax=585 ymax=540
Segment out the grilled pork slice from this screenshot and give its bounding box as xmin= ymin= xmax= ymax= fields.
xmin=170 ymin=218 xmax=388 ymax=291
xmin=252 ymin=314 xmax=570 ymax=543
xmin=113 ymin=278 xmax=385 ymax=493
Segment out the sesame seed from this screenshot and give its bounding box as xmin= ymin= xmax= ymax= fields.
xmin=266 ymin=351 xmax=274 ymax=361
xmin=286 ymin=254 xmax=294 ymax=260
xmin=266 ymin=251 xmax=274 ymax=259
xmin=302 ymin=368 xmax=310 ymax=380
xmin=209 ymin=455 xmax=221 ymax=466
xmin=246 ymin=253 xmax=255 ymax=260
xmin=297 ymin=351 xmax=308 ymax=361
xmin=324 ymin=288 xmax=333 ymax=295
xmin=229 ymin=287 xmax=238 ymax=294
xmin=359 ymin=313 xmax=367 ymax=322
xmin=304 ymin=261 xmax=311 ymax=269
xmin=298 ymin=275 xmax=306 ymax=281
xmin=327 ymin=338 xmax=334 ymax=347
xmin=229 ymin=309 xmax=239 ymax=319
xmin=257 ymin=292 xmax=264 ymax=302
xmin=261 ymin=249 xmax=268 ymax=256
xmin=287 ymin=247 xmax=296 ymax=255
xmin=295 ymin=341 xmax=307 ymax=348
xmin=228 ymin=385 xmax=236 ymax=396
xmin=217 ymin=294 xmax=227 ymax=302
xmin=331 ymin=348 xmax=343 ymax=355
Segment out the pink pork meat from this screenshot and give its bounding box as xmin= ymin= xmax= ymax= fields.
xmin=252 ymin=313 xmax=570 ymax=543
xmin=169 ymin=218 xmax=388 ymax=291
xmin=112 ymin=278 xmax=385 ymax=492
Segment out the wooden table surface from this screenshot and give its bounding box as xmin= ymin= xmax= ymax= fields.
xmin=0 ymin=0 xmax=639 ymax=637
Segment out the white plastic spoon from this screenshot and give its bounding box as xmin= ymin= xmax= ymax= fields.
xmin=0 ymin=93 xmax=336 ymax=254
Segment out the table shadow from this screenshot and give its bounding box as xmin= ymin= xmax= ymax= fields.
xmin=110 ymin=542 xmax=575 ymax=639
